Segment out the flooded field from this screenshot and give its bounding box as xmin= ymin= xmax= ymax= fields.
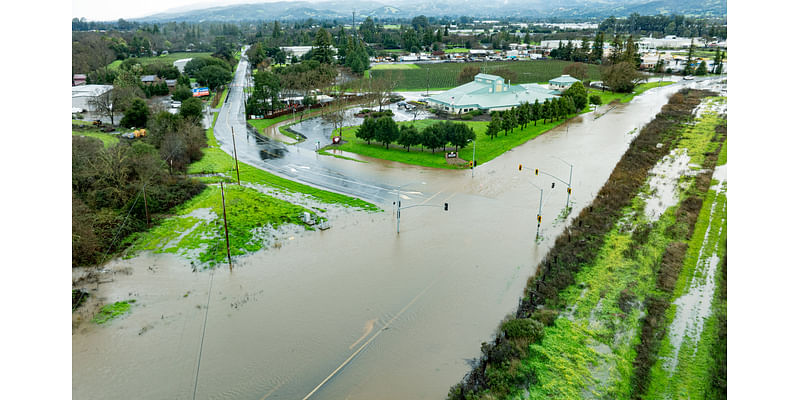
xmin=73 ymin=79 xmax=724 ymax=399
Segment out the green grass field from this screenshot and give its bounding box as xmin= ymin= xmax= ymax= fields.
xmin=370 ymin=63 xmax=421 ymax=70
xmin=72 ymin=130 xmax=120 ymax=148
xmin=445 ymin=48 xmax=470 ymax=53
xmin=107 ymin=52 xmax=213 ymax=71
xmin=370 ymin=60 xmax=603 ymax=91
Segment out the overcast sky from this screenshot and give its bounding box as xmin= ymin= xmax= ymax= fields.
xmin=72 ymin=0 xmax=286 ymax=21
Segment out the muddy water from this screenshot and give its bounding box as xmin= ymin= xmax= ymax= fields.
xmin=73 ymin=79 xmax=723 ymax=399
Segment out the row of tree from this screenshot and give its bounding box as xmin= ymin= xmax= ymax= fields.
xmin=549 ymin=33 xmax=641 ymax=67
xmin=355 ymin=117 xmax=476 ymax=154
xmin=484 ymin=87 xmax=588 ymax=140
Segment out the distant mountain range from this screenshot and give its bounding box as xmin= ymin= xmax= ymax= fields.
xmin=136 ymin=0 xmax=726 ymax=22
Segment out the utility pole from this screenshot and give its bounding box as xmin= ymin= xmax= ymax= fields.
xmin=231 ymin=127 xmax=240 ymax=185
xmin=220 ymin=182 xmax=233 ymax=271
xmin=142 ymin=183 xmax=150 ymax=228
xmin=471 ymin=139 xmax=476 ymax=178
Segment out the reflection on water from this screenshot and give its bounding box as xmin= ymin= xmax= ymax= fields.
xmin=73 ymin=78 xmax=724 ymax=399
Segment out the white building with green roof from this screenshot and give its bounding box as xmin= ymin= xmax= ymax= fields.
xmin=548 ymin=74 xmax=581 ymax=91
xmin=428 ymin=73 xmax=560 ymax=115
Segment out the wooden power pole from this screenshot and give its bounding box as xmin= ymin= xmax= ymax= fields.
xmin=220 ymin=182 xmax=233 ymax=271
xmin=231 ymin=127 xmax=241 ymax=185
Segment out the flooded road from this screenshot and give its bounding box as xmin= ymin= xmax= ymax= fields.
xmin=73 ymin=68 xmax=725 ymax=399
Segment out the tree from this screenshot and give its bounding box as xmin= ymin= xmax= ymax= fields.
xmin=457 ymin=65 xmax=480 ymax=84
xmin=312 ymin=28 xmax=335 ymax=65
xmin=89 ymin=88 xmax=118 ymax=125
xmin=196 ymin=64 xmax=230 ymax=90
xmin=530 ymin=100 xmax=541 ymax=126
xmin=563 ymin=62 xmax=588 ymax=82
xmin=590 ymin=31 xmax=604 ymax=64
xmin=374 ymin=116 xmax=400 ymax=149
xmin=448 ymin=123 xmax=475 ymax=152
xmin=562 ymin=82 xmax=588 ymax=112
xmin=601 ymin=62 xmax=643 ymax=93
xmin=172 ymin=85 xmax=192 ymax=102
xmin=355 ymin=116 xmax=377 ymax=145
xmin=695 ymin=60 xmax=708 ymax=76
xmin=397 ymin=125 xmax=420 ymax=151
xmin=485 ymin=112 xmax=501 ymax=140
xmin=421 ymin=124 xmax=445 ymax=153
xmin=517 ymin=102 xmax=530 ymax=129
xmin=179 ymin=97 xmax=203 ymax=121
xmin=120 ymin=98 xmax=150 ymax=128
xmin=501 ymin=108 xmax=517 ymax=135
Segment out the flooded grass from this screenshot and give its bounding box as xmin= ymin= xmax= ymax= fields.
xmin=448 ymin=89 xmax=717 ymax=400
xmin=130 ymin=185 xmax=319 ymax=266
xmin=450 ymin=91 xmax=720 ymax=399
xmin=92 ymin=300 xmax=134 ymax=324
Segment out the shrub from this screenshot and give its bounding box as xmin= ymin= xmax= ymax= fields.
xmin=460 ymin=113 xmax=473 ymax=120
xmin=502 ymin=318 xmax=544 ymax=342
xmin=531 ymin=308 xmax=559 ymax=326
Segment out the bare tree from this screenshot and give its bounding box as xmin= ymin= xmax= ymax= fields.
xmin=371 ymin=72 xmax=397 ymax=112
xmin=88 ymin=89 xmax=117 ymax=125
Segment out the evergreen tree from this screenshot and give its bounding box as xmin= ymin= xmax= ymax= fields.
xmin=356 ymin=116 xmax=377 ymax=145
xmin=486 ymin=112 xmax=501 ymax=140
xmin=312 ymin=28 xmax=335 ymax=65
xmin=591 ymin=31 xmax=604 ymax=64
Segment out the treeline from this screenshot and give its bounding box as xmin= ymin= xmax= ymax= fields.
xmin=354 ymin=117 xmax=476 ymax=154
xmin=72 ymin=20 xmax=242 ymax=76
xmin=485 ymin=82 xmax=589 ymax=139
xmin=447 ymin=89 xmax=714 ymax=399
xmin=73 ymin=96 xmax=213 ymax=267
xmin=598 ymin=13 xmax=727 ymax=39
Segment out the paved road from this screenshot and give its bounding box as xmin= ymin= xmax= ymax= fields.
xmin=214 ymin=51 xmax=423 ymax=206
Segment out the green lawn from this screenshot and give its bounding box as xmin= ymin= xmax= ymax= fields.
xmin=445 ymin=48 xmax=470 ymax=53
xmin=107 ymin=52 xmax=212 ymax=71
xmin=329 ymin=117 xmax=566 ymax=169
xmin=72 ymin=129 xmax=120 ymax=148
xmin=588 ymin=81 xmax=675 ymax=106
xmin=371 ymin=63 xmax=420 ymax=70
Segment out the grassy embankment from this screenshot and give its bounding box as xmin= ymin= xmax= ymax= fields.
xmin=447 ymin=89 xmax=723 ymax=399
xmin=129 ymin=111 xmax=380 ymax=266
xmin=639 ymin=98 xmax=728 ymax=400
xmin=247 ymin=114 xmax=301 ymax=143
xmin=106 ymin=52 xmax=213 ymax=71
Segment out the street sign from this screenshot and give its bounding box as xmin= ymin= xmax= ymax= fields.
xmin=192 ymin=87 xmax=210 ymax=97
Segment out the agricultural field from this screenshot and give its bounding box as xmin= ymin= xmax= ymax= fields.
xmin=370 ymin=63 xmax=420 ymax=70
xmin=107 ymin=52 xmax=212 ymax=70
xmin=369 ymin=60 xmax=603 ymax=91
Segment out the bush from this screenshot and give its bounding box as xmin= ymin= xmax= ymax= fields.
xmin=501 ymin=318 xmax=544 ymax=342
xmin=460 ymin=113 xmax=473 ymax=120
xmin=531 ymin=308 xmax=560 ymax=326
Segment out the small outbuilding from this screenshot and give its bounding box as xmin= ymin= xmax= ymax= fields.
xmin=548 ymin=75 xmax=580 ymax=92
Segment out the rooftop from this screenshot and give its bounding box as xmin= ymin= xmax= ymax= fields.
xmin=429 ymin=74 xmax=559 ymax=110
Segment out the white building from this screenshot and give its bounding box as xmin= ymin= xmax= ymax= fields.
xmin=72 ymin=85 xmax=113 ymax=113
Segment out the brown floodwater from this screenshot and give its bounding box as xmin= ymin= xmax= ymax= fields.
xmin=72 ymin=78 xmax=723 ymax=399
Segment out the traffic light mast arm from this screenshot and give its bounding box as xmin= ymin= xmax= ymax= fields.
xmin=519 ymin=165 xmax=570 ymax=186
xmin=399 ymin=204 xmax=448 ymax=211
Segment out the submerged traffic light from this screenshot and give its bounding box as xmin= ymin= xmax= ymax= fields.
xmin=535 ymin=168 xmax=539 ymax=176
xmin=444 ymin=203 xmax=449 ymax=211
